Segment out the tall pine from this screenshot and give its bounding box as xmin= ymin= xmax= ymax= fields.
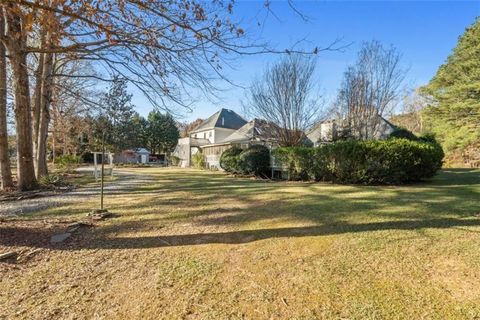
xmin=422 ymin=18 xmax=480 ymax=160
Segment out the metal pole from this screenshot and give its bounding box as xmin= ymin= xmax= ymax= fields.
xmin=100 ymin=131 xmax=105 ymax=210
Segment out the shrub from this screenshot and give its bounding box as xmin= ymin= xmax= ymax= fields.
xmin=418 ymin=133 xmax=438 ymax=144
xmin=170 ymin=155 xmax=180 ymax=166
xmin=273 ymin=138 xmax=444 ymax=184
xmin=220 ymin=146 xmax=243 ymax=173
xmin=54 ymin=154 xmax=81 ymax=167
xmin=272 ymin=147 xmax=313 ymax=180
xmin=191 ymin=152 xmax=205 ymax=169
xmin=220 ymin=145 xmax=271 ymax=176
xmin=389 ymin=128 xmax=418 ymax=141
xmin=238 ymin=145 xmax=270 ymax=175
xmin=38 ymin=174 xmax=66 ymax=188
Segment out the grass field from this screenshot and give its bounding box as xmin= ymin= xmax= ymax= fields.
xmin=1 ymin=167 xmax=480 ymax=319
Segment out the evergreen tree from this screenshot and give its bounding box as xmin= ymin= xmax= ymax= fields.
xmin=421 ymin=18 xmax=480 ymax=154
xmin=130 ymin=113 xmax=149 ymax=148
xmin=92 ymin=76 xmax=135 ymax=152
xmin=146 ymin=111 xmax=179 ymax=154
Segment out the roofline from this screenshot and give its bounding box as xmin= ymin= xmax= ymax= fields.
xmin=189 ymin=108 xmax=248 ymax=133
xmin=381 ymin=116 xmax=398 ymax=129
xmin=190 ymin=126 xmax=237 ymax=134
xmin=200 ymin=142 xmax=232 ymax=148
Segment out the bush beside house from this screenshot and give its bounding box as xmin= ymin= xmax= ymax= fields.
xmin=273 ymin=138 xmax=444 ymax=184
xmin=219 ymin=146 xmax=243 ymax=173
xmin=238 ymin=145 xmax=271 ymax=175
xmin=220 ymin=145 xmax=270 ymax=176
xmin=191 ymin=152 xmax=205 ymax=169
xmin=388 ymin=127 xmax=419 ymax=141
xmin=170 ymin=155 xmax=181 ymax=166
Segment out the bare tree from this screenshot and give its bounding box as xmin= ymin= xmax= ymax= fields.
xmin=0 ymin=12 xmax=13 ymax=190
xmin=243 ymin=54 xmax=322 ymax=146
xmin=398 ymin=88 xmax=430 ymax=133
xmin=2 ymin=4 xmax=37 ymax=190
xmin=335 ymin=41 xmax=406 ymax=139
xmin=1 ymin=0 xmax=346 ymax=189
xmin=177 ymin=118 xmax=204 ymax=138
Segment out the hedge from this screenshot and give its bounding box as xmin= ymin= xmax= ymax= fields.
xmin=219 ymin=146 xmax=243 ymax=173
xmin=238 ymin=145 xmax=270 ymax=175
xmin=388 ymin=127 xmax=418 ymax=141
xmin=272 ymin=138 xmax=444 ymax=184
xmin=220 ymin=145 xmax=270 ymax=176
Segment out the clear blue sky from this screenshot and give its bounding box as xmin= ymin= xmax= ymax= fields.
xmin=131 ymin=0 xmax=480 ymax=122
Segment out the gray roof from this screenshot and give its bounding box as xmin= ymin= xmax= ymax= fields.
xmin=134 ymin=148 xmax=150 ymax=154
xmin=191 ymin=108 xmax=247 ymax=133
xmin=224 ymin=119 xmax=280 ymax=143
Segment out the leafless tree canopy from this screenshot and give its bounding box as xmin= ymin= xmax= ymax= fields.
xmin=335 ymin=41 xmax=406 ymax=139
xmin=0 ymin=0 xmax=341 ymax=190
xmin=243 ymin=54 xmax=323 ymax=146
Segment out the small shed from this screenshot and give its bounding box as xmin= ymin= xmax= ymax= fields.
xmin=134 ymin=148 xmax=150 ymax=164
xmin=114 ymin=148 xmax=151 ymax=164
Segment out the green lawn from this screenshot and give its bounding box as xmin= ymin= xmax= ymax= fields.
xmin=1 ymin=168 xmax=480 ymax=319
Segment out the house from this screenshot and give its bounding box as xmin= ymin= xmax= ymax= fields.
xmin=173 ymin=108 xmax=398 ymax=169
xmin=173 ymin=109 xmax=283 ymax=169
xmin=173 ymin=109 xmax=247 ymax=167
xmin=114 ymin=148 xmax=151 ymax=164
xmin=306 ymin=116 xmax=397 ymax=147
xmin=201 ymin=118 xmax=283 ymax=168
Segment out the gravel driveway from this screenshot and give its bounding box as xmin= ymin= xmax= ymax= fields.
xmin=0 ymin=167 xmax=153 ymax=216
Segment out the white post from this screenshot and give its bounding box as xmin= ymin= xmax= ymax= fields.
xmin=94 ymin=152 xmax=98 ymax=180
xmin=109 ymin=153 xmax=114 ymax=177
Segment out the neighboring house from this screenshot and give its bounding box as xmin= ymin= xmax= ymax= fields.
xmin=306 ymin=116 xmax=397 ymax=147
xmin=202 ymin=118 xmax=282 ymax=168
xmin=173 ymin=109 xmax=398 ymax=169
xmin=114 ymin=148 xmax=150 ymax=164
xmin=189 ymin=108 xmax=248 ymax=143
xmin=173 ymin=108 xmax=247 ymax=167
xmin=173 ymin=109 xmax=282 ymax=169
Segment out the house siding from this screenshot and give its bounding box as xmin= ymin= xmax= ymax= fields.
xmin=202 ymin=144 xmax=231 ymax=169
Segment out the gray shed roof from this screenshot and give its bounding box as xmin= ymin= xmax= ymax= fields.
xmin=191 ymin=108 xmax=247 ymax=133
xmin=134 ymin=148 xmax=150 ymax=154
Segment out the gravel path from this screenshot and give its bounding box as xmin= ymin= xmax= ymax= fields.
xmin=0 ymin=167 xmax=154 ymax=216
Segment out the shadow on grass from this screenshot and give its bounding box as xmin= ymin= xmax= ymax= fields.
xmin=2 ymin=168 xmax=479 ymax=250
xmin=2 ymin=217 xmax=479 ymax=249
xmin=92 ymin=217 xmax=480 ymax=249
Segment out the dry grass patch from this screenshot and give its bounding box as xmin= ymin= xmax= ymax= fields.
xmin=1 ymin=167 xmax=479 ymax=319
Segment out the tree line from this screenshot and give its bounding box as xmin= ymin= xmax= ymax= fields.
xmin=244 ymin=40 xmax=406 ymax=146
xmin=0 ymin=0 xmax=252 ymax=190
xmin=244 ymin=18 xmax=479 ymax=166
xmin=89 ymin=76 xmax=179 ymax=156
xmin=0 ymin=1 xmax=333 ymax=191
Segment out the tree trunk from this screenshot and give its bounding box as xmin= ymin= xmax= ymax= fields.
xmin=0 ymin=14 xmax=13 ymax=190
xmin=35 ymin=51 xmax=53 ymax=177
xmin=31 ymin=52 xmax=44 ymax=174
xmin=4 ymin=7 xmax=37 ymax=190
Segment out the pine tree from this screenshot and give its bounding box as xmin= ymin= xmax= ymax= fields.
xmin=421 ymin=18 xmax=480 ymax=155
xmin=93 ymin=76 xmax=135 ymax=152
xmin=146 ymin=111 xmax=179 ymax=155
